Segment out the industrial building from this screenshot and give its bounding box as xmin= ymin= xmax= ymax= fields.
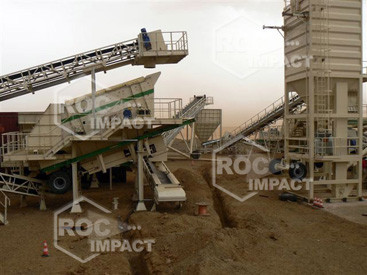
xmin=0 ymin=0 xmax=366 ymax=274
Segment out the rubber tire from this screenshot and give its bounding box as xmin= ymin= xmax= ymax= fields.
xmin=269 ymin=159 xmax=282 ymax=175
xmin=289 ymin=162 xmax=307 ymax=180
xmin=279 ymin=193 xmax=298 ymax=202
xmin=48 ymin=171 xmax=72 ymax=194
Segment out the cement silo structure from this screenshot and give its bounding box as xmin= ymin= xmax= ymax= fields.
xmin=283 ymin=0 xmax=364 ymax=200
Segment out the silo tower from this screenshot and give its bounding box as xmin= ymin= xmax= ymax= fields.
xmin=283 ymin=0 xmax=364 ymax=200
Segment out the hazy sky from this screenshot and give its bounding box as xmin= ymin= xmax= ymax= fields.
xmin=0 ymin=0 xmax=366 ymax=127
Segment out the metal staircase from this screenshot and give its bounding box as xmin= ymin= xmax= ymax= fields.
xmin=162 ymin=95 xmax=211 ymax=146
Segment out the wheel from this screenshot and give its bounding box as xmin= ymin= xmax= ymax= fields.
xmin=289 ymin=162 xmax=307 ymax=180
xmin=269 ymin=159 xmax=282 ymax=175
xmin=279 ymin=193 xmax=298 ymax=202
xmin=48 ymin=170 xmax=72 ymax=194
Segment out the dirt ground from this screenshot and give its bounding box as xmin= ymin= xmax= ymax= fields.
xmin=1 ymin=159 xmax=367 ymax=274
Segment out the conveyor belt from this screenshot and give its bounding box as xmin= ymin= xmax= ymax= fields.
xmin=0 ymin=30 xmax=188 ymax=101
xmin=0 ymin=39 xmax=139 ymax=101
xmin=211 ymin=94 xmax=303 ymax=152
xmin=231 ymin=94 xmax=303 ymax=138
xmin=144 ymin=158 xmax=171 ymax=184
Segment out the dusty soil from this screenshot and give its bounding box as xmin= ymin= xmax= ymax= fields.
xmin=323 ymin=201 xmax=367 ymax=226
xmin=1 ymin=160 xmax=367 ymax=274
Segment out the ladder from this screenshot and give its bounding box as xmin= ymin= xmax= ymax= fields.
xmin=0 ymin=190 xmax=10 ymax=225
xmin=314 ymin=0 xmax=332 ymax=155
xmin=162 ymin=96 xmax=210 ymax=146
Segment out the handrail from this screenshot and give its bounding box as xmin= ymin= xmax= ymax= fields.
xmin=154 ymin=98 xmax=183 ymax=119
xmin=138 ymin=31 xmax=188 ymax=54
xmin=1 ymin=131 xmax=28 ymax=156
xmin=231 ymin=96 xmax=284 ymax=136
xmin=162 ymin=96 xmax=207 ymax=145
xmin=230 ymin=93 xmax=300 ymax=137
xmin=176 ymin=96 xmax=206 ymax=119
xmin=231 ymin=96 xmax=282 ymax=136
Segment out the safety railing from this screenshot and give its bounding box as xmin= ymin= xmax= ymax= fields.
xmin=189 ymin=96 xmax=213 ymax=106
xmin=162 ymin=96 xmax=207 ymax=145
xmin=180 ymin=96 xmax=207 ymax=118
xmin=231 ymin=92 xmax=299 ymax=137
xmin=1 ymin=132 xmax=27 ymax=156
xmin=259 ymin=125 xmax=284 ymax=140
xmin=154 ymin=98 xmax=183 ymax=119
xmin=287 ymin=135 xmax=361 ymax=156
xmin=162 ymin=31 xmax=188 ymax=52
xmin=173 ymin=32 xmax=188 ymax=52
xmin=314 ymin=137 xmax=360 ymax=156
xmin=138 ymin=31 xmax=188 ymax=54
xmin=231 ymin=96 xmax=283 ymax=136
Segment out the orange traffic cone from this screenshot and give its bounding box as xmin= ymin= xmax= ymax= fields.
xmin=42 ymin=241 xmax=49 ymax=257
xmin=313 ymin=197 xmax=319 ymax=207
xmin=313 ymin=197 xmax=324 ymax=208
